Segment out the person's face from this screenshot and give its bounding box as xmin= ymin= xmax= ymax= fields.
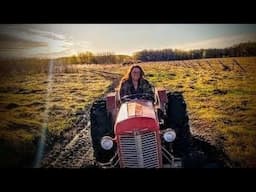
xmin=131 ymin=67 xmax=141 ymax=82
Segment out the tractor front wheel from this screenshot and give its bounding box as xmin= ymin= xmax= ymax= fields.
xmin=90 ymin=99 xmax=115 ymax=163
xmin=165 ymin=92 xmax=192 ymax=158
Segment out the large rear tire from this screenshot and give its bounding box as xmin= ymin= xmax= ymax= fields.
xmin=90 ymin=99 xmax=115 ymax=163
xmin=165 ymin=92 xmax=192 ymax=158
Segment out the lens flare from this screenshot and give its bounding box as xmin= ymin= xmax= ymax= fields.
xmin=33 ymin=59 xmax=54 ymax=168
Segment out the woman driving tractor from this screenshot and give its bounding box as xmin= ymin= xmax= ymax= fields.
xmin=118 ymin=65 xmax=155 ymax=102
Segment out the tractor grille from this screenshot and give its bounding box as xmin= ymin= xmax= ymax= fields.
xmin=119 ymin=131 xmax=160 ymax=168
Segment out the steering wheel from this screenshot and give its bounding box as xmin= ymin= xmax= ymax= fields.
xmin=120 ymin=93 xmax=155 ymax=103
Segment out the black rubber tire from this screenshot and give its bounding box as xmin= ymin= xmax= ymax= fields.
xmin=90 ymin=99 xmax=115 ymax=163
xmin=165 ymin=92 xmax=192 ymax=158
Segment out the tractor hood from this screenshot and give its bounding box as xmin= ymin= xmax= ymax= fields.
xmin=115 ymin=100 xmax=159 ymax=134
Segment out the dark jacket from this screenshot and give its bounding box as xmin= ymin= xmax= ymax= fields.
xmin=119 ymin=78 xmax=154 ymax=100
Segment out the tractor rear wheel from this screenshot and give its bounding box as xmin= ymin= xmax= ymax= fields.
xmin=90 ymin=99 xmax=115 ymax=163
xmin=165 ymin=92 xmax=192 ymax=158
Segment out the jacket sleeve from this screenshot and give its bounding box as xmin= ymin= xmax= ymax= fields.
xmin=142 ymin=79 xmax=155 ymax=99
xmin=119 ymin=81 xmax=129 ymax=99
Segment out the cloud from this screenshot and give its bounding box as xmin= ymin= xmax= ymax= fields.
xmin=0 ymin=25 xmax=66 ymax=41
xmin=173 ymin=33 xmax=256 ymax=50
xmin=0 ymin=33 xmax=48 ymax=50
xmin=0 ymin=25 xmax=74 ymax=58
xmin=19 ymin=27 xmax=66 ymax=41
xmin=29 ymin=48 xmax=75 ymax=59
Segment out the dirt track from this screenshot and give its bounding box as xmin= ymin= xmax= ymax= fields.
xmin=40 ymin=70 xmax=233 ymax=168
xmin=40 ymin=113 xmax=95 ymax=168
xmin=40 ymin=70 xmax=121 ymax=168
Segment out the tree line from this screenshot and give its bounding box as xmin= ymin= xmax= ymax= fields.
xmin=54 ymin=52 xmax=132 ymax=65
xmin=0 ymin=42 xmax=255 ymax=68
xmin=133 ymin=42 xmax=256 ymax=62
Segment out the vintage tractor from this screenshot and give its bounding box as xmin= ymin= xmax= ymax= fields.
xmin=90 ymin=88 xmax=191 ymax=168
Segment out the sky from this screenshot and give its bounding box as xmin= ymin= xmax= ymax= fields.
xmin=0 ymin=24 xmax=256 ymax=58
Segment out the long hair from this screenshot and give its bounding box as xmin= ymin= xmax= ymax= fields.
xmin=118 ymin=65 xmax=145 ymax=90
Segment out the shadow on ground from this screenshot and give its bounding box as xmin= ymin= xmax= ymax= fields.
xmin=182 ymin=136 xmax=234 ymax=168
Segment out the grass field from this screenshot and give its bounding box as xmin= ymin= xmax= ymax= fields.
xmin=0 ymin=57 xmax=255 ymax=167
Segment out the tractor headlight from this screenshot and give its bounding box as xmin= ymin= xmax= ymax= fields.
xmin=100 ymin=136 xmax=113 ymax=150
xmin=163 ymin=129 xmax=176 ymax=142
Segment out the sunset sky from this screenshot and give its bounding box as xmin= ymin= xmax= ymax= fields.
xmin=0 ymin=24 xmax=255 ymax=58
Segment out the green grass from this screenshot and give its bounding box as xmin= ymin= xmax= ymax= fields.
xmin=0 ymin=65 xmax=112 ymax=167
xmin=0 ymin=57 xmax=255 ymax=167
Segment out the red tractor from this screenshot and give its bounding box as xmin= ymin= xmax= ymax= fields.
xmin=90 ymin=88 xmax=191 ymax=168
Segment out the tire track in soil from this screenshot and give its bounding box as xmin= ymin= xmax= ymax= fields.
xmin=40 ymin=70 xmax=121 ymax=168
